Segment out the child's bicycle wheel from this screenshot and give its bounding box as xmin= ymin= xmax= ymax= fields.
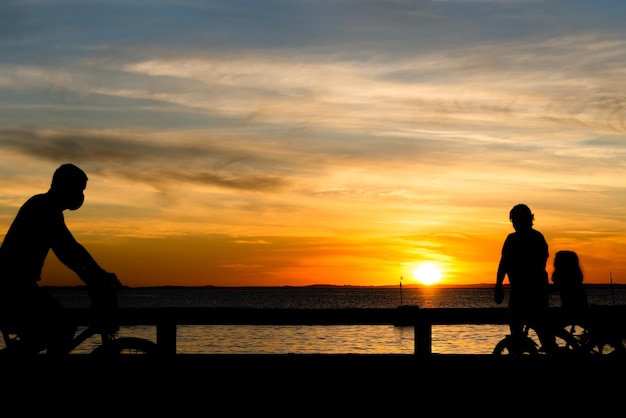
xmin=562 ymin=323 xmax=626 ymax=356
xmin=587 ymin=340 xmax=626 ymax=356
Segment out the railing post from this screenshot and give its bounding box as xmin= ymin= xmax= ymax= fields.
xmin=395 ymin=305 xmax=432 ymax=356
xmin=156 ymin=320 xmax=177 ymax=356
xmin=414 ymin=318 xmax=432 ymax=356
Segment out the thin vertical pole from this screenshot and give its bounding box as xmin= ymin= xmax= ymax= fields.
xmin=610 ymin=271 xmax=615 ymax=307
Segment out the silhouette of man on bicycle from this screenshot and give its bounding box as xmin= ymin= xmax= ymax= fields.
xmin=0 ymin=163 xmax=121 ymax=355
xmin=495 ymin=203 xmax=558 ymax=354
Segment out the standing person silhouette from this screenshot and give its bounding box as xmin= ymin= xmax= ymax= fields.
xmin=494 ymin=203 xmax=557 ymax=354
xmin=0 ymin=163 xmax=121 ymax=355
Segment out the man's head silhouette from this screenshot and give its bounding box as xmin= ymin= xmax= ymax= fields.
xmin=49 ymin=163 xmax=88 ymax=211
xmin=509 ymin=203 xmax=534 ymax=231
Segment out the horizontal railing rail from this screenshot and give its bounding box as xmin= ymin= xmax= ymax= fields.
xmin=67 ymin=304 xmax=626 ymax=356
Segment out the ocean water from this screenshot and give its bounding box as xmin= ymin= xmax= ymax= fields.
xmin=5 ymin=286 xmax=626 ymax=355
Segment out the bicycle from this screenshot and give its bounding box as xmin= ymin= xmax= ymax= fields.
xmin=0 ymin=286 xmax=158 ymax=357
xmin=558 ymin=305 xmax=626 ymax=356
xmin=493 ymin=306 xmax=626 ymax=356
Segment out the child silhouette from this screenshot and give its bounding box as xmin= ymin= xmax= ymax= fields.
xmin=552 ymin=250 xmax=589 ymax=322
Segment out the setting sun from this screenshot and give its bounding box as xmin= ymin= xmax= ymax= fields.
xmin=413 ymin=262 xmax=443 ymax=285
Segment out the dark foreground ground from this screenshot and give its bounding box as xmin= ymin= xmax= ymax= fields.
xmin=2 ymin=354 xmax=624 ymax=414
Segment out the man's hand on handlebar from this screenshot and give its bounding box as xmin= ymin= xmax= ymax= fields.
xmin=83 ymin=269 xmax=123 ymax=289
xmin=84 ymin=270 xmax=121 ymax=335
xmin=102 ymin=271 xmax=123 ymax=289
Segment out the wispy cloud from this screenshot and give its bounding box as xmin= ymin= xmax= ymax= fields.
xmin=1 ymin=0 xmax=625 ymax=286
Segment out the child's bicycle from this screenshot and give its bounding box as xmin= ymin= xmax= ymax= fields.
xmin=0 ymin=286 xmax=158 ymax=356
xmin=493 ymin=307 xmax=626 ymax=356
xmin=559 ymin=305 xmax=626 ymax=356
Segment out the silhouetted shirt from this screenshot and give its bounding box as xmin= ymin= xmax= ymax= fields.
xmin=498 ymin=228 xmax=549 ymax=291
xmin=0 ymin=193 xmax=77 ymax=286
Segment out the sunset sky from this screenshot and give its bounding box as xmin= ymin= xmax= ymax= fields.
xmin=1 ymin=0 xmax=625 ymax=287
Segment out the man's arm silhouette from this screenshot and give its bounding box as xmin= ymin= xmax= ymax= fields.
xmin=51 ymin=226 xmax=121 ymax=288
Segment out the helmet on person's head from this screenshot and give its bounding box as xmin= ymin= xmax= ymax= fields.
xmin=509 ymin=203 xmax=534 ymax=228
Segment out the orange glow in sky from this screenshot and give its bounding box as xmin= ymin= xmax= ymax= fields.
xmin=1 ymin=2 xmax=626 ymax=288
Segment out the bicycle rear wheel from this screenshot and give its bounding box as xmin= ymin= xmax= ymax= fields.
xmin=91 ymin=337 xmax=158 ymax=356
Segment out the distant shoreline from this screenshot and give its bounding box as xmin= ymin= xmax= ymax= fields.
xmin=44 ymin=283 xmax=626 ymax=290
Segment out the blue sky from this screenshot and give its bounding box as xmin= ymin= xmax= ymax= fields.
xmin=1 ymin=0 xmax=625 ymax=287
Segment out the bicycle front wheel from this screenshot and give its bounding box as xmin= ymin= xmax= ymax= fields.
xmin=91 ymin=337 xmax=159 ymax=356
xmin=492 ymin=335 xmax=539 ymax=356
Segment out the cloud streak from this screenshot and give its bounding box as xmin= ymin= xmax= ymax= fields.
xmin=1 ymin=0 xmax=626 ymax=286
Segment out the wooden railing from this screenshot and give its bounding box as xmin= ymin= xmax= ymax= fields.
xmin=68 ymin=304 xmax=626 ymax=356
